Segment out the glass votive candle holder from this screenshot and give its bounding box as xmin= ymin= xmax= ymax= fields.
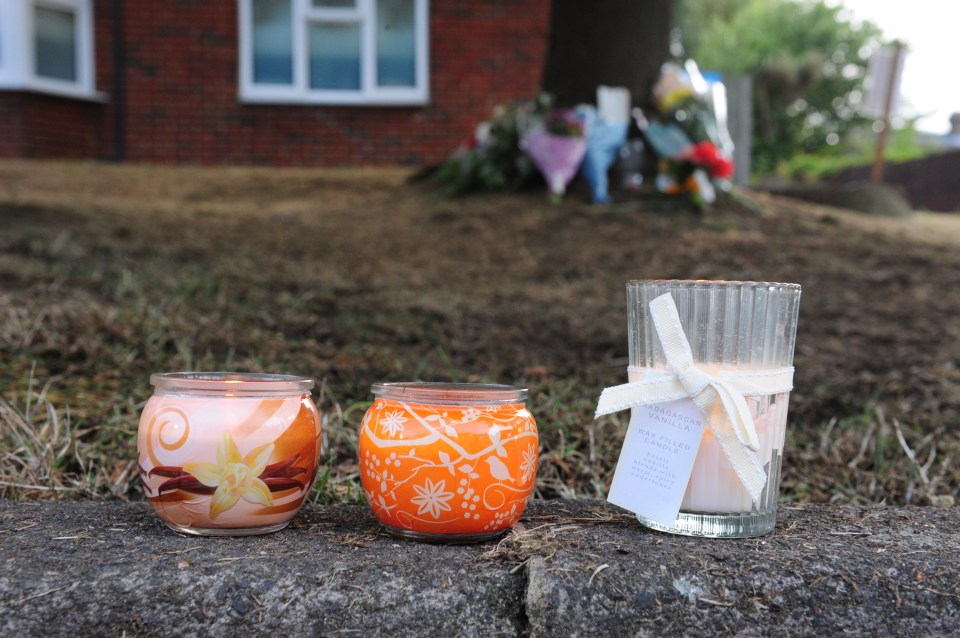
xmin=359 ymin=382 xmax=539 ymax=543
xmin=627 ymin=280 xmax=801 ymax=538
xmin=137 ymin=372 xmax=322 ymax=536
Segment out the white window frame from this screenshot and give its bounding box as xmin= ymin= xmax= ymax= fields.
xmin=0 ymin=0 xmax=101 ymax=101
xmin=238 ymin=0 xmax=429 ymax=105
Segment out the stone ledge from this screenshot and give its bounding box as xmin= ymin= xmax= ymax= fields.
xmin=1 ymin=500 xmax=958 ymax=636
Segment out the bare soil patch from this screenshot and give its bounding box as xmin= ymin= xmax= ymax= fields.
xmin=1 ymin=160 xmax=957 ymax=505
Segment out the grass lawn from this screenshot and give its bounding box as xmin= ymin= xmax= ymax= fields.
xmin=1 ymin=160 xmax=958 ymax=506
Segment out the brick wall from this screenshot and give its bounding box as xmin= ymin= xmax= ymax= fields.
xmin=0 ymin=0 xmax=551 ymax=166
xmin=0 ymin=94 xmax=24 ymax=157
xmin=0 ymin=0 xmax=113 ymax=160
xmin=8 ymin=92 xmax=109 ymax=159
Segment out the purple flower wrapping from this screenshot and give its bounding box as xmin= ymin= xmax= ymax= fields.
xmin=521 ymin=131 xmax=587 ymax=196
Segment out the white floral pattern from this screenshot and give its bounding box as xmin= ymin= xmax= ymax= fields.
xmin=380 ymin=410 xmax=408 ymax=437
xmin=360 ymin=399 xmax=538 ymax=535
xmin=410 ymin=478 xmax=454 ymax=519
xmin=520 ymin=444 xmax=538 ymax=484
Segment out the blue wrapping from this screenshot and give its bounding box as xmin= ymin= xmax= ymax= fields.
xmin=579 ymin=115 xmax=628 ymax=204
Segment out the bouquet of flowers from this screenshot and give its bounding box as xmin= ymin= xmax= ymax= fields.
xmin=521 ymin=109 xmax=587 ymax=202
xmin=647 ymin=60 xmax=737 ymax=207
xmin=657 ymin=140 xmax=735 ymax=207
xmin=577 ymin=104 xmax=629 ymax=204
xmin=654 ymin=61 xmax=724 ymax=152
xmin=427 ymin=95 xmax=552 ymax=196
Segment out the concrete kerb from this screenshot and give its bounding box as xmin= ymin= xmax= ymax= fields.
xmin=1 ymin=499 xmax=958 ymax=636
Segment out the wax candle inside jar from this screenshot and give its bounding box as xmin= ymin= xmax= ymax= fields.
xmin=622 ymin=280 xmax=801 ymax=538
xmin=138 ymin=373 xmax=321 ymax=536
xmin=627 ymin=365 xmax=790 ymax=514
xmin=681 ymin=393 xmax=789 ymax=513
xmin=359 ymin=382 xmax=539 ymax=543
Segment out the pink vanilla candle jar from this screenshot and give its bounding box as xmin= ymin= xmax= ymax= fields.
xmin=138 ymin=373 xmax=321 ymax=536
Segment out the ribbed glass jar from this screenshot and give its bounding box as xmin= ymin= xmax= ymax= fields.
xmin=359 ymin=382 xmax=539 ymax=543
xmin=138 ymin=372 xmax=321 ymax=536
xmin=627 ymin=280 xmax=801 ymax=538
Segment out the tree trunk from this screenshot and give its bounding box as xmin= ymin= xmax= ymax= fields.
xmin=542 ymin=0 xmax=673 ymax=109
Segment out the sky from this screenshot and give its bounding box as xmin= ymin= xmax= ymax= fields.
xmin=839 ymin=0 xmax=960 ymax=134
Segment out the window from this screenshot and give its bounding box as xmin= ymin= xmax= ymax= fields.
xmin=239 ymin=0 xmax=429 ymax=105
xmin=35 ymin=4 xmax=78 ymax=82
xmin=0 ymin=0 xmax=98 ymax=100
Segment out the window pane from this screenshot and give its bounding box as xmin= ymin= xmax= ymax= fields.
xmin=376 ymin=0 xmax=415 ymax=87
xmin=252 ymin=0 xmax=293 ymax=84
xmin=35 ymin=6 xmax=77 ymax=82
xmin=313 ymin=0 xmax=356 ymax=8
xmin=309 ymin=22 xmax=360 ymax=90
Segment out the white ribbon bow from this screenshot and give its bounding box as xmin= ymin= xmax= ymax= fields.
xmin=595 ymin=293 xmax=794 ymax=502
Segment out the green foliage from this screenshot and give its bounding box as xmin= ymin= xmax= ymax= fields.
xmin=676 ymin=0 xmax=886 ymax=175
xmin=427 ymin=97 xmax=550 ymax=197
xmin=782 ymin=121 xmax=934 ymax=181
xmin=430 ymin=150 xmax=511 ymax=197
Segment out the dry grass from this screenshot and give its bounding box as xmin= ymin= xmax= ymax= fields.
xmin=1 ymin=159 xmax=958 ymax=506
xmin=0 ymin=365 xmax=136 ymax=498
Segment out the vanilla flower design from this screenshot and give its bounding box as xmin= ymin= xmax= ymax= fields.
xmin=380 ymin=410 xmax=408 ymax=437
xmin=410 ymin=478 xmax=454 ymax=519
xmin=461 ymin=408 xmax=481 ymax=422
xmin=520 ymin=444 xmax=538 ymax=484
xmin=183 ymin=432 xmax=274 ymax=519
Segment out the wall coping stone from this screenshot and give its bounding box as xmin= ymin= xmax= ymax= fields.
xmin=1 ymin=499 xmax=958 ymax=636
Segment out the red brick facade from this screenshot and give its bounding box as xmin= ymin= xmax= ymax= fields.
xmin=0 ymin=91 xmax=108 ymax=159
xmin=1 ymin=0 xmax=551 ymax=166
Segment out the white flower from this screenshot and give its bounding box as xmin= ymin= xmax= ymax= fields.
xmin=410 ymin=478 xmax=454 ymax=519
xmin=520 ymin=444 xmax=538 ymax=484
xmin=461 ymin=408 xmax=481 ymax=422
xmin=380 ymin=410 xmax=408 ymax=437
xmin=183 ymin=432 xmax=274 ymax=520
xmin=374 ymin=494 xmax=395 ymax=514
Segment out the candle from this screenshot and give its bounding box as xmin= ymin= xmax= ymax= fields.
xmin=359 ymin=383 xmax=538 ymax=543
xmin=623 ymin=280 xmax=801 ymax=538
xmin=137 ymin=373 xmax=321 ymax=536
xmin=680 ymin=393 xmax=789 ymax=513
xmin=626 ymin=366 xmax=790 ymax=514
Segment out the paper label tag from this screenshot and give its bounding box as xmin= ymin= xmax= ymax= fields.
xmin=607 ymin=398 xmax=707 ymax=526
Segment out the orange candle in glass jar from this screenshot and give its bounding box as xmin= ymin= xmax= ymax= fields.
xmin=359 ymin=383 xmax=539 ymax=543
xmin=137 ymin=373 xmax=321 ymax=536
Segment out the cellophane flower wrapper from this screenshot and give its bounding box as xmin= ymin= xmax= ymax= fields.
xmin=521 ymin=130 xmax=587 ymax=197
xmin=577 ymin=106 xmax=628 ymax=204
xmin=649 ymin=60 xmax=736 ymax=205
xmin=429 ymin=95 xmax=553 ymax=196
xmin=653 ymin=61 xmax=733 ymax=163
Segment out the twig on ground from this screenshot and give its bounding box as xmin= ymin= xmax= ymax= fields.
xmin=893 ymin=418 xmax=930 ymax=489
xmin=847 ymin=419 xmax=877 ymax=470
xmin=588 ymin=563 xmax=609 ymax=586
xmin=16 ymin=585 xmax=69 ymax=606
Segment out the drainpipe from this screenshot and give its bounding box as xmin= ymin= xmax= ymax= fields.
xmin=111 ymin=0 xmax=125 ymax=161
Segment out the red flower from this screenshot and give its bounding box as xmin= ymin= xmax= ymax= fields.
xmin=682 ymin=141 xmax=734 ymax=179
